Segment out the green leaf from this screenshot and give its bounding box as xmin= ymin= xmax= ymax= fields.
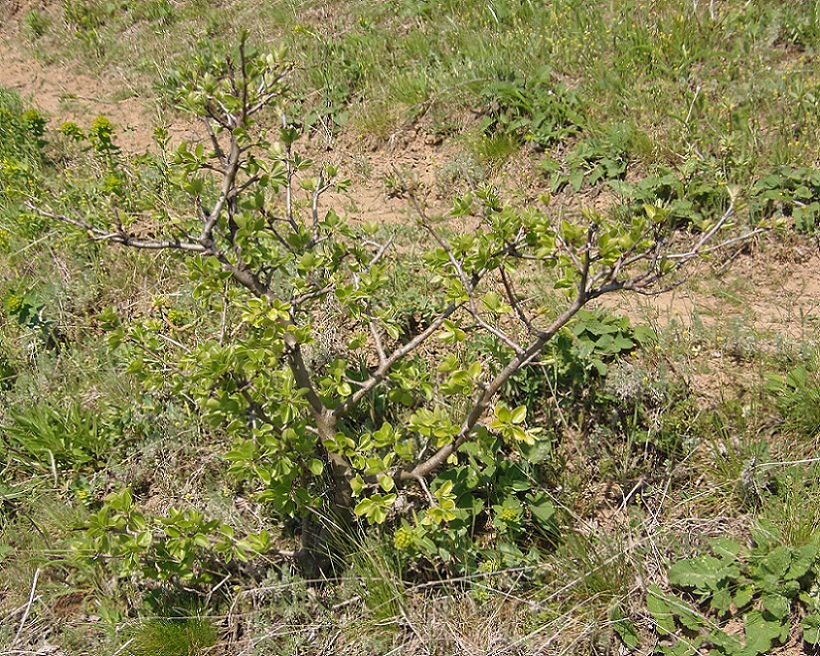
xmin=136 ymin=531 xmax=153 ymax=548
xmin=742 ymin=610 xmax=787 ymax=656
xmin=193 ymin=533 xmax=211 ymax=549
xmin=510 ymin=405 xmax=527 ymax=424
xmin=710 ymin=587 xmax=733 ymax=615
xmin=610 ymin=608 xmax=640 ymax=649
xmin=733 ymin=584 xmax=755 ymax=609
xmin=761 ymin=593 xmax=790 ymax=621
xmin=569 ymin=168 xmax=585 ymax=192
xmin=787 ymin=543 xmax=819 ymax=581
xmin=669 ymin=555 xmax=726 ymax=592
xmin=308 ymin=458 xmax=325 ymax=476
xmin=646 ymin=585 xmax=677 ymax=636
xmin=350 ymin=474 xmax=365 ymax=496
xmin=711 ymin=538 xmax=743 ymax=562
xmin=438 ymin=319 xmax=466 ymax=343
xmin=526 ymin=495 xmax=556 ymax=528
xmin=354 ymin=498 xmax=373 ymax=517
xmin=493 ymin=403 xmax=511 ymax=424
xmin=632 ymin=324 xmax=657 ymax=345
xmin=707 ymin=628 xmax=744 ymax=655
xmin=802 ymin=611 xmax=820 ymax=645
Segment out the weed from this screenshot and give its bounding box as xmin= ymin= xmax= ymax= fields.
xmin=763 ymin=464 xmax=820 ymax=549
xmin=131 ymin=0 xmax=176 ymax=27
xmin=3 ymin=1 xmax=820 ymax=652
xmin=23 ymin=10 xmax=50 ymax=40
xmin=1 ymin=403 xmax=116 ymax=476
xmin=768 ymin=357 xmax=820 ymax=440
xmin=435 ymin=152 xmax=486 ymax=194
xmin=752 ymin=166 xmax=820 ymax=233
xmin=478 ymin=68 xmax=584 ymax=149
xmin=381 ymin=164 xmax=421 ymax=199
xmin=344 ymin=532 xmax=405 ymax=621
xmin=352 ymin=102 xmax=400 ymax=142
xmin=0 ymin=88 xmax=45 ymax=203
xmin=649 ymin=520 xmax=820 ymax=654
xmin=349 ymin=154 xmax=373 ymax=182
xmin=472 ymin=131 xmax=520 ymax=172
xmin=610 ymin=158 xmax=730 ymax=231
xmin=124 ymin=617 xmax=218 ymax=656
xmin=698 ymin=402 xmax=774 ymax=511
xmin=550 ymin=123 xmax=635 ymax=193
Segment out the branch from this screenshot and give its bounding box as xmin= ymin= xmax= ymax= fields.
xmin=363 ymin=237 xmax=394 ymax=269
xmin=237 ymin=380 xmax=275 ymax=427
xmin=500 ymin=266 xmax=542 ymax=337
xmin=578 ymin=223 xmax=596 ymax=295
xmin=332 ymin=302 xmax=462 ymax=418
xmin=666 ymin=201 xmax=735 ymax=265
xmin=283 ymin=331 xmax=328 ymax=418
xmin=465 ymin=305 xmax=524 ymax=354
xmin=238 ymin=37 xmax=249 ymax=123
xmin=402 ymin=174 xmax=474 ymax=294
xmin=369 ymin=320 xmax=388 ymax=366
xmin=554 ymin=227 xmax=584 ymax=272
xmin=399 ymin=292 xmax=588 ymax=482
xmin=201 ymin=115 xmax=225 ymax=162
xmin=25 ymin=203 xmax=207 ymax=252
xmin=667 ymin=227 xmax=766 ymax=263
xmin=198 ymin=137 xmax=242 ymax=243
xmin=356 ymin=237 xmax=395 ymax=367
xmin=247 ymin=69 xmax=291 ymax=115
xmin=290 ymin=282 xmax=336 ymax=308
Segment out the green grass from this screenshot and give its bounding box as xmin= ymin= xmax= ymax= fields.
xmin=18 ymin=1 xmax=820 ymax=172
xmin=124 ymin=617 xmax=218 ymax=656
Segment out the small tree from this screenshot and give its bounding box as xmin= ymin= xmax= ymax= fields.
xmin=32 ymin=37 xmax=762 ymax=576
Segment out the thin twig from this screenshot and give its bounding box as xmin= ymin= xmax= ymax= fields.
xmin=110 ymin=638 xmax=135 ymax=656
xmin=11 ymin=568 xmax=41 ymax=648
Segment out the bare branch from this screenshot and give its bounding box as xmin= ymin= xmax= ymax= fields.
xmin=554 ymin=226 xmax=584 ymax=272
xmin=667 ymin=201 xmax=735 ymax=265
xmin=198 ymin=138 xmax=243 ymax=243
xmin=202 ymin=103 xmax=232 ymax=130
xmin=238 ymin=37 xmax=249 ymax=122
xmin=233 ymin=172 xmax=263 ymax=197
xmin=290 ymin=282 xmax=336 ymax=307
xmin=247 ymin=70 xmax=291 ymax=115
xmin=465 ymin=306 xmax=524 ymax=354
xmin=25 ymin=203 xmax=207 ymax=252
xmin=283 ymin=331 xmax=329 ymax=418
xmin=363 ymin=236 xmax=394 ymax=270
xmin=667 ymin=227 xmax=766 ymax=262
xmin=403 ymin=181 xmax=524 ymax=358
xmin=396 ymin=167 xmax=480 ymax=301
xmin=369 ymin=320 xmax=388 ymax=366
xmin=578 ymin=223 xmax=596 ymax=295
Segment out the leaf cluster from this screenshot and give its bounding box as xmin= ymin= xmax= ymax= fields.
xmin=478 ymin=67 xmax=585 ymax=149
xmin=648 ymin=522 xmax=820 ymax=655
